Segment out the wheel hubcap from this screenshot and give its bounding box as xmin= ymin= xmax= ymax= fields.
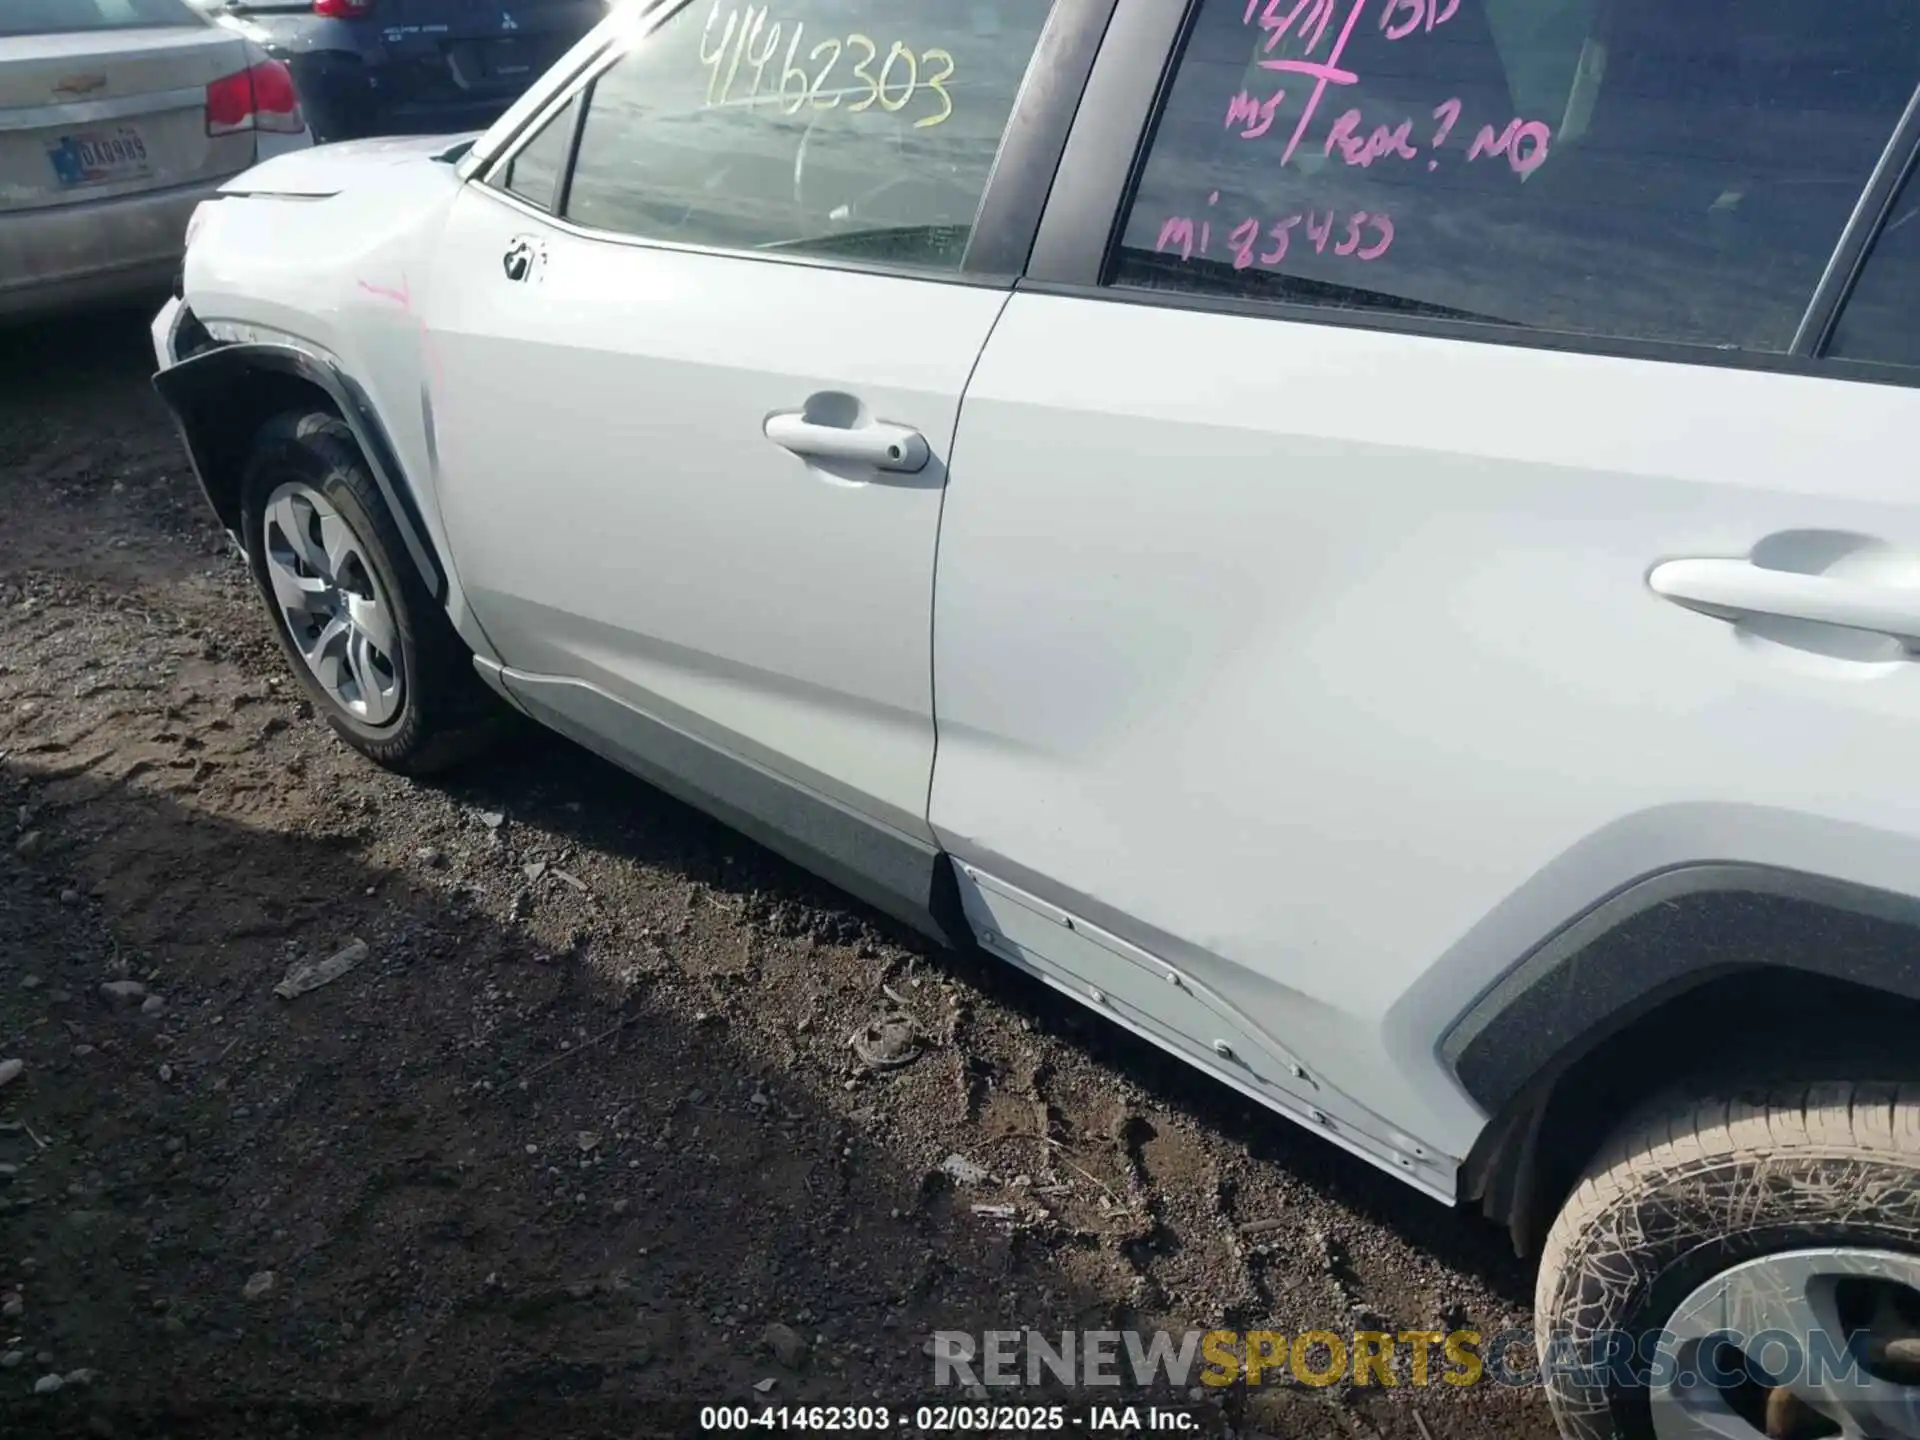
xmin=262 ymin=483 xmax=403 ymax=726
xmin=1652 ymin=1249 xmax=1920 ymax=1439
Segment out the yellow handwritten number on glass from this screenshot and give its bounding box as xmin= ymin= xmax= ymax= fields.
xmin=876 ymin=41 xmax=917 ymax=111
xmin=699 ymin=1 xmax=739 ymax=105
xmin=808 ymin=37 xmax=842 ymax=107
xmin=715 ymin=5 xmax=761 ymax=106
xmin=778 ymin=25 xmax=811 ymax=112
xmin=744 ymin=15 xmax=783 ymax=102
xmin=916 ymin=47 xmax=954 ymax=128
xmin=845 ymin=33 xmax=880 ymax=111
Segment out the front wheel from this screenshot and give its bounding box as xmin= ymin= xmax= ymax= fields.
xmin=1537 ymin=1081 xmax=1920 ymax=1440
xmin=240 ymin=409 xmax=508 ymax=774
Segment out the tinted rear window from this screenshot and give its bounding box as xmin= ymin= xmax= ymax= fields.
xmin=1110 ymin=0 xmax=1920 ymax=352
xmin=1 ymin=0 xmax=202 ymax=37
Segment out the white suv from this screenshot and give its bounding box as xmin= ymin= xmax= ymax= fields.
xmin=150 ymin=0 xmax=1920 ymax=1434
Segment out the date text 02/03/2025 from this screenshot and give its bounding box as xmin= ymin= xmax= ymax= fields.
xmin=696 ymin=1403 xmax=1205 ymax=1431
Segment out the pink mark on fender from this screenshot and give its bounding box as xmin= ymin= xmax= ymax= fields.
xmin=357 ymin=274 xmax=437 ymax=384
xmin=357 ymin=276 xmax=413 ymax=310
xmin=358 ymin=273 xmax=455 ymax=485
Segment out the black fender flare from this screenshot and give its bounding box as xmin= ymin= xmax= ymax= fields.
xmin=1442 ymin=861 xmax=1920 ymax=1118
xmin=151 ymin=341 xmax=446 ymax=603
xmin=1443 ymin=862 xmax=1920 ymax=1248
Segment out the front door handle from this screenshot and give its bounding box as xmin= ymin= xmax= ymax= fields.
xmin=1649 ymin=557 xmax=1920 ymax=643
xmin=764 ymin=408 xmax=929 ymax=473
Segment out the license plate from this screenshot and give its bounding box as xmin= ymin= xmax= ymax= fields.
xmin=482 ymin=38 xmax=532 ymax=78
xmin=47 ymin=126 xmax=150 ymax=187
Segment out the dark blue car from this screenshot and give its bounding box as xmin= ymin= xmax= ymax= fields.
xmin=199 ymin=0 xmax=607 ymax=142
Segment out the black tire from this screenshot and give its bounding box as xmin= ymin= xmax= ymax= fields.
xmin=1536 ymin=1080 xmax=1920 ymax=1440
xmin=239 ymin=408 xmax=509 ymax=775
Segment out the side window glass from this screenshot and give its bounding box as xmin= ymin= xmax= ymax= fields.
xmin=1829 ymin=164 xmax=1920 ymax=367
xmin=497 ymin=95 xmax=580 ymax=212
xmin=561 ymin=0 xmax=1053 ymax=270
xmin=1111 ymin=0 xmax=1920 ymax=352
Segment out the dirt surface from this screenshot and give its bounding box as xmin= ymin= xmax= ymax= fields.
xmin=0 ymin=307 xmax=1555 ymax=1439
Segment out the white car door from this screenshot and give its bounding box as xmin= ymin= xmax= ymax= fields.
xmin=930 ymin=0 xmax=1920 ymax=1185
xmin=423 ymin=0 xmax=1055 ymax=856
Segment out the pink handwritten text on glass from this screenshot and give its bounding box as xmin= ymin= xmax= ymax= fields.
xmin=1240 ymin=0 xmax=1371 ymax=164
xmin=1225 ymin=87 xmax=1549 ymax=175
xmin=1225 ymin=87 xmax=1287 ymax=138
xmin=1228 ymin=0 xmax=1548 ymax=176
xmin=1245 ymin=0 xmax=1341 ymax=56
xmin=1155 ymin=205 xmax=1394 ymax=267
xmin=1378 ymin=0 xmax=1457 ymax=41
xmin=1465 ymin=116 xmax=1551 ymax=177
xmin=1324 ymin=107 xmax=1416 ymax=165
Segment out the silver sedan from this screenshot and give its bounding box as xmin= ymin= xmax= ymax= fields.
xmin=0 ymin=0 xmax=312 ymax=320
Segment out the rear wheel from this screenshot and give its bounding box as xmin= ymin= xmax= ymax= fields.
xmin=240 ymin=409 xmax=508 ymax=774
xmin=1536 ymin=1081 xmax=1920 ymax=1440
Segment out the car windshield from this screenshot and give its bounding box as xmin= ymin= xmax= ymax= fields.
xmin=0 ymin=0 xmax=202 ymax=37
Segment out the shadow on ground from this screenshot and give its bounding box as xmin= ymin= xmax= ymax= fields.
xmin=0 ymin=304 xmax=1550 ymax=1440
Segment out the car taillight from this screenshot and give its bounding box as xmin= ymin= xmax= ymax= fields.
xmin=205 ymin=60 xmax=305 ymax=137
xmin=311 ymin=0 xmax=372 ymax=15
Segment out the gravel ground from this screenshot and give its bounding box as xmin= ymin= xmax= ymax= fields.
xmin=0 ymin=306 xmax=1556 ymax=1439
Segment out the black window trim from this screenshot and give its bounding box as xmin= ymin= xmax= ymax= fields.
xmin=1025 ymin=0 xmax=1181 ymax=288
xmin=965 ymin=0 xmax=1122 ymax=275
xmin=1022 ymin=0 xmax=1920 ymax=388
xmin=477 ymin=30 xmax=614 ymax=206
xmin=467 ymin=0 xmax=1115 ymax=286
xmin=1798 ymin=80 xmax=1920 ymax=357
xmin=495 ymin=91 xmax=587 ymax=214
xmin=553 ymin=86 xmax=590 ymax=217
xmin=465 ymin=8 xmax=637 ymax=183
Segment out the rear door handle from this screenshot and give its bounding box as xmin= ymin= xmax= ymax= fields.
xmin=1649 ymin=557 xmax=1920 ymax=643
xmin=764 ymin=409 xmax=929 ymax=473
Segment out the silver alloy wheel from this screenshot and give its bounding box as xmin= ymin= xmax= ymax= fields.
xmin=1651 ymin=1248 xmax=1920 ymax=1439
xmin=261 ymin=481 xmax=404 ymax=726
